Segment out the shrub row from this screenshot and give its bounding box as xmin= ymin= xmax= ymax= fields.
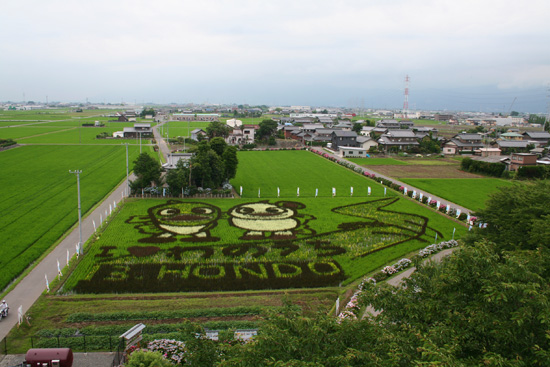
xmin=461 ymin=157 xmax=506 ymax=177
xmin=65 ymin=305 xmax=278 ymax=323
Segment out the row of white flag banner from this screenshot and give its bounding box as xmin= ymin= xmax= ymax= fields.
xmin=241 ymin=186 xmax=381 ymax=198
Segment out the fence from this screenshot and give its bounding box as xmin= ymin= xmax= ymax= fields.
xmin=0 ymin=334 xmax=124 ymax=355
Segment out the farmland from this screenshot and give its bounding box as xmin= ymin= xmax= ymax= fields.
xmin=399 ymin=178 xmax=518 ymax=212
xmin=232 ymin=150 xmax=392 ymax=198
xmin=62 ymin=195 xmax=463 ymax=295
xmin=0 ymin=145 xmax=141 ymax=291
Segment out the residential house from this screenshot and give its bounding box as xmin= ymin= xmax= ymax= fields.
xmin=413 ymin=126 xmax=438 ymax=139
xmin=122 ymin=123 xmax=153 ymax=138
xmin=434 ymin=114 xmax=454 ymax=121
xmin=474 ymin=148 xmax=502 ymax=157
xmin=442 ymin=133 xmax=484 ymax=155
xmin=190 ymin=128 xmax=207 ymax=141
xmin=376 ymin=119 xmax=414 ymax=130
xmin=360 ymin=126 xmax=375 ymax=137
xmin=242 ymin=124 xmax=258 ymax=143
xmin=302 ymin=123 xmax=324 ymax=133
xmin=522 ymin=131 xmax=550 ymax=147
xmin=377 ymin=130 xmax=419 ymax=153
xmin=331 ymin=130 xmax=358 ymax=151
xmin=339 ymin=147 xmax=367 ymax=158
xmin=357 ymin=135 xmax=378 ymax=151
xmin=283 ymin=126 xmax=301 ymax=139
xmin=494 ymin=140 xmax=530 ymax=153
xmin=508 ymin=153 xmax=538 ymax=171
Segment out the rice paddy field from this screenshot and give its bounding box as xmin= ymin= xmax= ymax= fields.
xmin=3 ymin=144 xmax=471 ymax=353
xmin=399 ymin=178 xmax=518 ymax=212
xmin=233 ymin=150 xmax=392 ymax=198
xmin=0 ymin=145 xmax=142 ymax=291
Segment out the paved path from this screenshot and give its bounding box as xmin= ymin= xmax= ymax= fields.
xmin=363 ymin=248 xmax=456 ymax=317
xmin=0 ymin=175 xmax=134 ymax=341
xmin=153 ymin=121 xmax=170 ymax=162
xmin=320 ymin=149 xmax=472 ymax=215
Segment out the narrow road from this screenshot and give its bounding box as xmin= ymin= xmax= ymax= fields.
xmin=0 ymin=174 xmax=135 ymax=341
xmin=364 ymin=248 xmax=457 ymax=317
xmin=153 ymin=121 xmax=170 ymax=162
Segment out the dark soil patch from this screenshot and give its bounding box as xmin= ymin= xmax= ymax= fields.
xmin=369 ymin=165 xmax=484 ymax=179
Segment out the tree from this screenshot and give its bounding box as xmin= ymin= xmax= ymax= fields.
xmin=165 ymin=159 xmax=189 ymax=194
xmin=257 ymin=119 xmax=278 ymax=142
xmin=352 ymin=122 xmax=363 ymax=134
xmin=210 ymin=137 xmax=227 ymax=157
xmin=222 ymin=145 xmax=238 ymax=180
xmin=474 ymin=180 xmax=550 ymax=251
xmin=131 ymin=152 xmax=162 ymax=191
xmin=510 ymin=110 xmax=519 ymax=116
xmin=126 ymin=350 xmax=172 ymax=367
xmin=359 ymin=241 xmax=550 ymax=366
xmin=206 ymin=121 xmax=230 ymax=139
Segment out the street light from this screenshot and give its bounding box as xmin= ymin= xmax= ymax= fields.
xmin=69 ymin=170 xmax=83 ymax=255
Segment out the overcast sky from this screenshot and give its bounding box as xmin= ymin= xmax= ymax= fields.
xmin=1 ymin=0 xmax=549 ymax=112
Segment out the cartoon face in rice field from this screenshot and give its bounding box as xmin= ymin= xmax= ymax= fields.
xmin=228 ymin=201 xmax=314 ymax=240
xmin=128 ymin=200 xmax=221 ymax=242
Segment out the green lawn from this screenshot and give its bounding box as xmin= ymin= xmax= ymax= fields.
xmin=232 ymin=150 xmax=391 ymax=197
xmin=400 ymin=178 xmax=518 ymax=212
xmin=0 ymin=145 xmax=142 ymax=291
xmin=0 ymin=126 xmax=73 ymax=140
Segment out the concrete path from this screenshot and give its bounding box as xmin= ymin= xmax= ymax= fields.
xmin=364 ymin=248 xmax=456 ymax=317
xmin=0 ymin=174 xmax=134 ymax=341
xmin=153 ymin=121 xmax=170 ymax=162
xmin=319 ymin=149 xmax=472 ymax=215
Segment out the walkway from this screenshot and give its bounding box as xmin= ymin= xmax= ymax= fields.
xmin=153 ymin=121 xmax=170 ymax=161
xmin=364 ymin=247 xmax=456 ymax=317
xmin=0 ymin=174 xmax=134 ymax=341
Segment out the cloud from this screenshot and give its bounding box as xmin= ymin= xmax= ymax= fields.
xmin=1 ymin=0 xmax=549 ymax=109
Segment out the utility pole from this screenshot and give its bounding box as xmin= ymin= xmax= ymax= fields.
xmin=69 ymin=170 xmax=83 ymax=255
xmin=126 ymin=143 xmax=129 ymax=197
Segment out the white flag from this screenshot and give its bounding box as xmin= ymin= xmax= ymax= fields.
xmin=100 ymin=214 xmax=103 ymax=224
xmin=258 ymin=188 xmax=261 ymax=198
xmin=277 ymin=187 xmax=280 ymax=197
xmin=435 ymin=233 xmax=438 ymax=243
xmin=105 ymin=209 xmax=108 ymax=217
xmin=368 ymin=187 xmax=371 ymax=196
xmin=315 ymin=188 xmax=318 ymax=197
xmin=453 ymin=227 xmax=456 ymax=239
xmin=384 ymin=187 xmax=387 ymax=196
xmin=45 ymin=274 xmax=50 ymax=292
xmin=297 ymin=187 xmax=300 ymax=197
xmin=469 ymin=225 xmax=473 ymax=231
xmin=57 ymin=259 xmax=62 ymax=277
xmin=332 ymin=187 xmax=336 ymax=197
xmin=109 ymin=204 xmax=112 ymax=215
xmin=93 ymin=220 xmax=96 ymax=231
xmin=466 ymin=214 xmax=471 ymax=223
xmin=67 ymin=249 xmax=70 ymax=266
xmin=436 ymin=200 xmax=441 ymax=208
xmin=163 ymin=188 xmax=166 ymax=197
xmin=240 ymin=186 xmax=243 ymax=196
xmin=350 ymin=187 xmax=354 ymax=196
xmin=428 ymin=196 xmax=432 ymax=204
xmin=412 ymin=190 xmax=416 ymax=198
xmin=335 ymin=297 xmax=340 ymax=316
xmin=18 ymin=305 xmax=23 ymax=326
xmin=456 ymin=209 xmax=461 ymax=218
xmin=404 ymin=187 xmax=408 ymax=195
xmin=76 ymin=243 xmax=80 ymax=256
xmin=419 ymin=193 xmax=423 ymax=201
xmin=446 ymin=204 xmax=450 ymax=213
xmin=113 ymin=200 xmax=116 ymax=208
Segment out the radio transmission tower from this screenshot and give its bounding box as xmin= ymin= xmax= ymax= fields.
xmin=403 ymin=75 xmax=410 ymax=119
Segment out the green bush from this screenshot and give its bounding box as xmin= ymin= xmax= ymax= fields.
xmin=126 ymin=350 xmax=172 ymax=367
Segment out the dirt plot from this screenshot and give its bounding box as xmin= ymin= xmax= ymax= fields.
xmin=369 ymin=165 xmax=485 ymax=179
